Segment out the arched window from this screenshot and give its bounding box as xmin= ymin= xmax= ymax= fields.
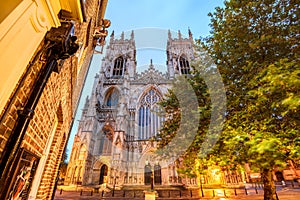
xmin=99 ymin=124 xmax=113 ymax=155
xmin=78 ymin=144 xmax=86 ymax=160
xmin=106 ymin=88 xmax=119 ymax=107
xmin=138 ymin=89 xmax=163 ymax=139
xmin=154 ymin=164 xmax=162 ymax=185
xmin=144 ymin=164 xmax=152 ymax=185
xmin=113 ymin=56 xmax=124 ymax=77
xmin=179 ymin=56 xmax=190 ymax=74
xmin=99 ymin=165 xmax=108 ymax=184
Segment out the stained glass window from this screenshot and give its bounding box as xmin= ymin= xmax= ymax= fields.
xmin=138 ymin=89 xmax=164 ymax=139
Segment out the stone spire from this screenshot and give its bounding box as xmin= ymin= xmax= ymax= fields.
xmin=110 ymin=30 xmax=114 ymax=43
xmin=110 ymin=30 xmax=114 ymax=38
xmin=168 ymin=30 xmax=172 ymax=40
xmin=84 ymin=96 xmax=90 ymax=110
xmin=178 ymin=30 xmax=182 ymax=40
xmin=120 ymin=31 xmax=124 ymax=40
xmin=131 ymin=30 xmax=134 ymax=40
xmin=149 ymin=59 xmax=154 ymax=69
xmin=188 ymin=28 xmax=193 ymax=40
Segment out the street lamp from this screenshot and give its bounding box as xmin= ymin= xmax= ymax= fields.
xmin=151 ymin=171 xmax=154 ymax=191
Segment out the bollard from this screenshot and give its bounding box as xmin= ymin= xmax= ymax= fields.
xmin=234 ymin=188 xmax=237 ymax=196
xmin=91 ymin=190 xmax=93 ymax=196
xmin=213 ymin=190 xmax=215 ymax=197
xmin=224 ymin=189 xmax=226 ymax=197
xmin=190 ymin=190 xmax=193 ymax=197
xmin=80 ymin=189 xmax=83 ymax=196
xmin=123 ymin=190 xmax=125 ymax=197
xmin=245 ymin=187 xmax=248 ymax=195
xmin=60 ymin=189 xmax=63 ymax=195
xmin=180 ymin=190 xmax=182 ymax=197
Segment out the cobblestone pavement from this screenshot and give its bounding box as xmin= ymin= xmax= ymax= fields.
xmin=54 ymin=186 xmax=300 ymax=200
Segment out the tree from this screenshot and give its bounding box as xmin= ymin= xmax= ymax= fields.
xmin=59 ymin=151 xmax=69 ymax=182
xmin=155 ymin=44 xmax=226 ymax=185
xmin=203 ymin=0 xmax=300 ymax=199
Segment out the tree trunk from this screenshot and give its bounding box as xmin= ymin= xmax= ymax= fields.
xmin=261 ymin=168 xmax=277 ymax=200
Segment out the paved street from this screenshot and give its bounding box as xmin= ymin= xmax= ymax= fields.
xmin=54 ymin=186 xmax=300 ymax=200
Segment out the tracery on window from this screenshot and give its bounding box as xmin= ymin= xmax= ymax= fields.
xmin=113 ymin=56 xmax=125 ymax=77
xmin=99 ymin=124 xmax=113 ymax=155
xmin=138 ymin=89 xmax=164 ymax=139
xmin=179 ymin=56 xmax=190 ymax=74
xmin=105 ymin=88 xmax=119 ymax=107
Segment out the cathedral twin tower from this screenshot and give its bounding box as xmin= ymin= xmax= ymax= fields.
xmin=66 ymin=29 xmax=197 ymax=187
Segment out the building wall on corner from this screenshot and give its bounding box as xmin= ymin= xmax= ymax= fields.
xmin=33 ymin=0 xmax=109 ymax=198
xmin=0 ymin=0 xmax=108 ymax=199
xmin=65 ymin=0 xmax=110 ymax=187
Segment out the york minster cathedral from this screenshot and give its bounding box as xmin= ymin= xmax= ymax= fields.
xmin=65 ymin=29 xmax=244 ymax=188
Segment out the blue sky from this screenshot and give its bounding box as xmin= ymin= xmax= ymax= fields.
xmin=66 ymin=0 xmax=225 ymax=159
xmin=105 ymin=0 xmax=224 ymax=71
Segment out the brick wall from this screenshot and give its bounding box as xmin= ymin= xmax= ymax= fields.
xmin=0 ymin=0 xmax=108 ymax=198
xmin=32 ymin=0 xmax=106 ymax=198
xmin=0 ymin=44 xmax=45 ymax=159
xmin=65 ymin=0 xmax=109 ymax=187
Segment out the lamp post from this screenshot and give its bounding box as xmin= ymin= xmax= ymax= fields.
xmin=200 ymin=174 xmax=204 ymax=197
xmin=151 ymin=171 xmax=154 ymax=191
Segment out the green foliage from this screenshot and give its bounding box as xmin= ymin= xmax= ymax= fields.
xmin=203 ymin=0 xmax=300 ymax=170
xmin=155 ymin=43 xmax=226 ymax=176
xmin=203 ymin=1 xmax=299 ymax=198
xmin=157 ymin=2 xmax=300 ymax=195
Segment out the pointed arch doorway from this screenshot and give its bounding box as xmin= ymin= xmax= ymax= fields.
xmin=99 ymin=165 xmax=108 ymax=184
xmin=154 ymin=164 xmax=162 ymax=185
xmin=144 ymin=164 xmax=152 ymax=185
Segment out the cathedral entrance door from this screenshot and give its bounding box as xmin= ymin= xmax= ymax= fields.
xmin=144 ymin=164 xmax=152 ymax=185
xmin=154 ymin=164 xmax=162 ymax=185
xmin=99 ymin=165 xmax=108 ymax=184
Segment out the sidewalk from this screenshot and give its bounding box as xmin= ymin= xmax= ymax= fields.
xmin=54 ymin=186 xmax=300 ymax=200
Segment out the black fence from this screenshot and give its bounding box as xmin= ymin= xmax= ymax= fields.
xmin=56 ymin=180 xmax=300 ymax=199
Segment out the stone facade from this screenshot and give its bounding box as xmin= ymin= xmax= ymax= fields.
xmin=0 ymin=0 xmax=109 ymax=199
xmin=66 ymin=30 xmax=200 ymax=187
xmin=68 ymin=29 xmax=300 ymax=189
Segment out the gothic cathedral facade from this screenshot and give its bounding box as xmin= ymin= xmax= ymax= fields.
xmin=66 ymin=30 xmax=197 ymax=187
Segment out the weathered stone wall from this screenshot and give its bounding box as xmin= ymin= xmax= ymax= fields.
xmin=66 ymin=29 xmax=198 ymax=188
